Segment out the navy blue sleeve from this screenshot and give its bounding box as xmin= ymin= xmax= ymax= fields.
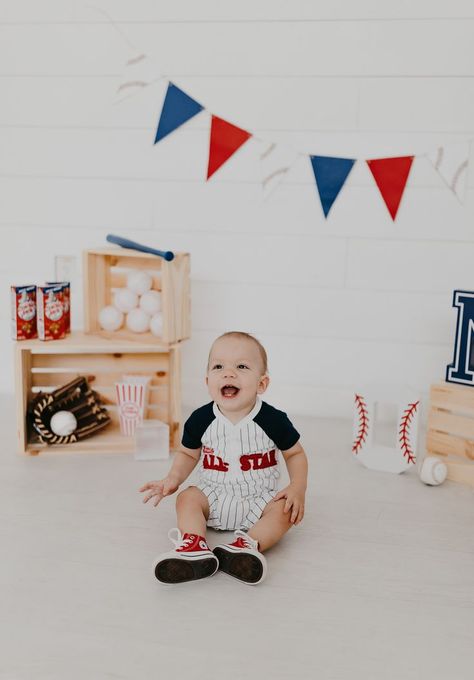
xmin=181 ymin=402 xmax=215 ymax=449
xmin=254 ymin=402 xmax=300 ymax=451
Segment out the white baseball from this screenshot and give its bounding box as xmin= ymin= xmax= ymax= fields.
xmin=126 ymin=308 xmax=150 ymax=333
xmin=114 ymin=288 xmax=138 ymax=313
xmin=419 ymin=456 xmax=448 ymax=486
xmin=98 ymin=305 xmax=124 ymax=332
xmin=50 ymin=411 xmax=78 ymax=437
xmin=127 ymin=270 xmax=153 ymax=296
xmin=140 ymin=290 xmax=162 ymax=316
xmin=150 ymin=313 xmax=163 ymax=337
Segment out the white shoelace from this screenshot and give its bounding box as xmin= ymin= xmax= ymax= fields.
xmin=168 ymin=527 xmax=194 ymax=550
xmin=234 ymin=530 xmax=258 ymax=550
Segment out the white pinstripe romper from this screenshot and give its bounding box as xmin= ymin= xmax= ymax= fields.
xmin=181 ymin=397 xmax=300 ymax=531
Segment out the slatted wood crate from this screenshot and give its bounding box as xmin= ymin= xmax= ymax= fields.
xmin=426 ymin=382 xmax=474 ymax=486
xmin=15 ymin=332 xmax=182 ymax=455
xmin=83 ymin=247 xmax=190 ymax=345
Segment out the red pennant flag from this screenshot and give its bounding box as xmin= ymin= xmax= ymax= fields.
xmin=366 ymin=156 xmax=414 ymax=220
xmin=207 ymin=115 xmax=252 ymax=180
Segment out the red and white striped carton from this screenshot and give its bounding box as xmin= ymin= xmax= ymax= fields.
xmin=115 ymin=376 xmax=150 ymax=436
xmin=46 ymin=282 xmax=70 ymax=333
xmin=37 ymin=284 xmax=66 ymax=341
xmin=11 ymin=285 xmax=37 ymax=340
xmin=123 ymin=375 xmax=151 ymax=426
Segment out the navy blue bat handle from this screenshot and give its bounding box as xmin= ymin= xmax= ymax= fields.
xmin=106 ymin=234 xmax=175 ymax=261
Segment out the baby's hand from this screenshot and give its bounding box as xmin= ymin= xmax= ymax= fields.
xmin=272 ymin=484 xmax=305 ymax=525
xmin=139 ymin=476 xmax=180 ymax=507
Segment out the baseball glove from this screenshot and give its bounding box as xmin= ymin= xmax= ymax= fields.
xmin=29 ymin=376 xmax=111 ymax=445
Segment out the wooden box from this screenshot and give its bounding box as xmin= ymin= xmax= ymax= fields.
xmin=83 ymin=247 xmax=190 ymax=345
xmin=426 ymin=382 xmax=474 ymax=486
xmin=15 ymin=332 xmax=182 ymax=456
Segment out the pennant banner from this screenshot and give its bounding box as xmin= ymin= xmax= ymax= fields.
xmin=207 ymin=116 xmax=252 ymax=180
xmin=366 ymin=156 xmax=414 ymax=221
xmin=154 ymin=82 xmax=204 ymax=144
xmin=310 ymin=155 xmax=356 ymax=218
xmin=260 ymin=142 xmax=299 ymax=198
xmin=427 ymin=143 xmax=469 ymax=203
xmin=117 ymin=69 xmax=470 ymax=219
xmin=115 ymin=53 xmax=162 ymax=103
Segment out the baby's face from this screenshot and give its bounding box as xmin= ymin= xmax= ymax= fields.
xmin=206 ymin=336 xmax=269 ymax=419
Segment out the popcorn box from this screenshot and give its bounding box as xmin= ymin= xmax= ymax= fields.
xmin=11 ymin=285 xmax=37 ymax=340
xmin=46 ymin=281 xmax=70 ymax=333
xmin=115 ymin=380 xmax=148 ymax=436
xmin=37 ymin=284 xmax=66 ymax=341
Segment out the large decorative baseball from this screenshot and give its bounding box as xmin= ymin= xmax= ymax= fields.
xmin=352 ymin=391 xmax=420 ymax=474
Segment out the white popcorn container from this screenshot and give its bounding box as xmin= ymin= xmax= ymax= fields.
xmin=115 ymin=379 xmax=149 ymax=436
xmin=123 ymin=375 xmax=151 ymax=405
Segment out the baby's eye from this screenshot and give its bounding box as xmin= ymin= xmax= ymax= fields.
xmin=237 ymin=364 xmax=249 ymax=370
xmin=212 ymin=364 xmax=223 ymax=370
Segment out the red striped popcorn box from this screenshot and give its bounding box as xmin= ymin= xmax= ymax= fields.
xmin=11 ymin=285 xmax=37 ymax=340
xmin=37 ymin=284 xmax=66 ymax=341
xmin=46 ymin=282 xmax=70 ymax=333
xmin=124 ymin=375 xmax=151 ymax=420
xmin=115 ymin=380 xmax=147 ymax=436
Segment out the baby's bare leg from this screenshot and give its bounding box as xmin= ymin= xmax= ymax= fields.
xmin=247 ymin=498 xmax=293 ymax=552
xmin=176 ymin=486 xmax=210 ymax=536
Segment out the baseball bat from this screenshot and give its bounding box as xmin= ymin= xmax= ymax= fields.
xmin=106 ymin=234 xmax=175 ymax=261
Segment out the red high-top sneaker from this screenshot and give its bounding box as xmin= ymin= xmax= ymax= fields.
xmin=154 ymin=528 xmax=219 ymax=584
xmin=213 ymin=530 xmax=267 ymax=585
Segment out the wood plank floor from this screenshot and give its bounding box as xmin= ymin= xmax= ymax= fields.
xmin=1 ymin=402 xmax=473 ymax=680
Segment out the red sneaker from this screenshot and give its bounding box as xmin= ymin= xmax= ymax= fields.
xmin=153 ymin=528 xmax=219 ymax=584
xmin=213 ymin=530 xmax=267 ymax=585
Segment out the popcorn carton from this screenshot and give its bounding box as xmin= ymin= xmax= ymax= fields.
xmin=115 ymin=376 xmax=151 ymax=436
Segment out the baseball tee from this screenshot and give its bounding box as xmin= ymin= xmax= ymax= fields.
xmin=182 ymin=397 xmax=300 ymax=497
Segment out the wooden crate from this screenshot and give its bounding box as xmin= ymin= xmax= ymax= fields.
xmin=83 ymin=247 xmax=190 ymax=345
xmin=426 ymin=382 xmax=474 ymax=486
xmin=15 ymin=332 xmax=182 ymax=456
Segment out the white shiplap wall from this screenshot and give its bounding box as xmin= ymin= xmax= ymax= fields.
xmin=2 ymin=0 xmax=474 ymax=418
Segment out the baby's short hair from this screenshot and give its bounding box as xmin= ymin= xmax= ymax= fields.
xmin=209 ymin=331 xmax=268 ymax=375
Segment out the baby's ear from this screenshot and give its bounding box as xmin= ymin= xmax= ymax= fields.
xmin=258 ymin=374 xmax=270 ymax=394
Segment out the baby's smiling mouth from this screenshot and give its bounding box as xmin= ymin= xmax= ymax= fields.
xmin=221 ymin=385 xmax=240 ymax=398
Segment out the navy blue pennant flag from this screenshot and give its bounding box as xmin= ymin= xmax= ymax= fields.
xmin=310 ymin=155 xmax=356 ymax=217
xmin=154 ymin=82 xmax=204 ymax=144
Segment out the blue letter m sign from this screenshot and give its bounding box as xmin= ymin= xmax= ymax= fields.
xmin=446 ymin=290 xmax=474 ymax=386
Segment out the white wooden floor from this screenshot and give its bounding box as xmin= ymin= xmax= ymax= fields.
xmin=1 ymin=401 xmax=474 ymax=680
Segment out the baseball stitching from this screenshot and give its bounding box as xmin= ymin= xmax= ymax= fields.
xmin=398 ymin=401 xmax=419 ymax=464
xmin=352 ymin=394 xmax=369 ymax=455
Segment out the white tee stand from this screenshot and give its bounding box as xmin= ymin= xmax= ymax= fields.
xmin=352 ymin=385 xmax=420 ymax=474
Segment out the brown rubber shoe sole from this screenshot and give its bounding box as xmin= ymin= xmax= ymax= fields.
xmin=213 ymin=548 xmax=263 ymax=584
xmin=155 ymin=557 xmax=218 ymax=584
